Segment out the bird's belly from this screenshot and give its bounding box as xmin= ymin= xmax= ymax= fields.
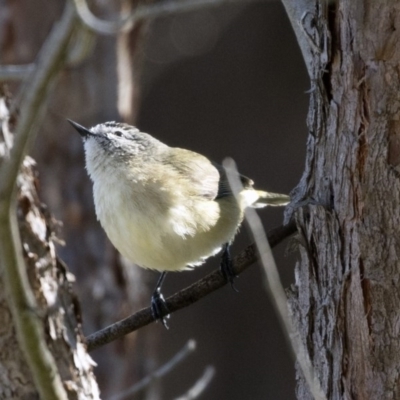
xmin=104 ymin=218 xmax=221 ymax=271
xmin=94 ymin=187 xmax=241 ymax=271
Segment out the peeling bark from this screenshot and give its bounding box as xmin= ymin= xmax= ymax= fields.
xmin=0 ymin=91 xmax=100 ymax=399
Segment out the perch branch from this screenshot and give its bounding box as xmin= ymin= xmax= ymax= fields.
xmin=86 ymin=220 xmax=296 ymax=352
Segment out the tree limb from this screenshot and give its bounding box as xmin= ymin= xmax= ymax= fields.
xmin=174 ymin=366 xmax=216 ymax=400
xmin=109 ymin=340 xmax=197 ymax=400
xmin=0 ymin=65 xmax=35 ymax=81
xmin=223 ymin=157 xmax=326 ymax=400
xmin=73 ymin=0 xmax=266 ymax=35
xmin=280 ymin=0 xmax=323 ymax=78
xmin=0 ymin=3 xmax=79 ymax=399
xmin=86 ymin=221 xmax=296 ymax=352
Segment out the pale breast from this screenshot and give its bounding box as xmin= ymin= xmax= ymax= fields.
xmin=92 ymin=177 xmax=242 ymax=272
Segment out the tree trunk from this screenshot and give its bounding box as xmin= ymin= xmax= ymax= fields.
xmin=288 ymin=1 xmax=400 ymax=398
xmin=0 ymin=89 xmax=100 ymax=399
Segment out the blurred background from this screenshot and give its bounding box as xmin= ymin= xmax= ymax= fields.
xmin=1 ymin=0 xmax=308 ymax=398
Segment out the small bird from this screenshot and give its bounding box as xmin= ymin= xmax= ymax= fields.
xmin=69 ymin=120 xmax=289 ymax=326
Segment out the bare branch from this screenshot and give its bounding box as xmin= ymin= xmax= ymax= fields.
xmin=0 ymin=97 xmax=13 ymax=155
xmin=0 ymin=3 xmax=78 ymax=196
xmin=0 ymin=65 xmax=35 ymax=81
xmin=223 ymin=157 xmax=326 ymax=400
xmin=280 ymin=0 xmax=315 ymax=77
xmin=109 ymin=340 xmax=197 ymax=400
xmin=280 ymin=0 xmax=331 ymax=78
xmin=66 ymin=26 xmax=96 ymax=67
xmin=0 ymin=29 xmax=95 ymax=82
xmin=0 ymin=3 xmax=79 ymax=399
xmin=73 ymin=0 xmax=265 ymax=35
xmin=174 ymin=366 xmax=216 ymax=400
xmin=86 ymin=221 xmax=296 ymax=352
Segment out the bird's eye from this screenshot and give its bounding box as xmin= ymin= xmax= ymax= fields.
xmin=114 ymin=131 xmax=123 ymax=137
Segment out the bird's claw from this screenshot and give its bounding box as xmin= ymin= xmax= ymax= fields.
xmin=220 ymin=244 xmax=239 ymax=292
xmin=151 ymin=288 xmax=170 ymax=329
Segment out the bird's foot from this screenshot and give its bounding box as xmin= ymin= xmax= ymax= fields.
xmin=220 ymin=243 xmax=239 ymax=292
xmin=151 ymin=288 xmax=170 ymax=329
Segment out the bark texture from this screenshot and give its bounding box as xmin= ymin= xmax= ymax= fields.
xmin=0 ymin=91 xmax=100 ymax=399
xmin=287 ymin=1 xmax=400 ymax=399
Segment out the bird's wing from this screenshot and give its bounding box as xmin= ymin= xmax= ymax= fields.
xmin=164 ymin=148 xmax=253 ymax=201
xmin=164 ymin=148 xmax=221 ymax=200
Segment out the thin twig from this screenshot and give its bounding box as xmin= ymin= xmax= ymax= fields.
xmin=174 ymin=366 xmax=216 ymax=400
xmin=0 ymin=97 xmax=13 ymax=155
xmin=0 ymin=3 xmax=78 ymax=400
xmin=73 ymin=0 xmax=263 ymax=35
xmin=223 ymin=157 xmax=326 ymax=400
xmin=85 ymin=221 xmax=296 ymax=352
xmin=280 ymin=0 xmax=315 ymax=78
xmin=66 ymin=25 xmax=96 ymax=67
xmin=109 ymin=340 xmax=197 ymax=400
xmin=0 ymin=29 xmax=95 ymax=83
xmin=0 ymin=65 xmax=35 ymax=81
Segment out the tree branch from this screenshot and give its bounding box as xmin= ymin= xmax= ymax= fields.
xmin=279 ymin=0 xmax=330 ymax=79
xmin=280 ymin=0 xmax=314 ymax=76
xmin=110 ymin=340 xmax=197 ymax=400
xmin=223 ymin=157 xmax=326 ymax=400
xmin=175 ymin=366 xmax=216 ymax=400
xmin=0 ymin=65 xmax=35 ymax=81
xmin=73 ymin=0 xmax=265 ymax=35
xmin=85 ymin=221 xmax=296 ymax=352
xmin=0 ymin=3 xmax=79 ymax=399
xmin=0 ymin=28 xmax=95 ymax=82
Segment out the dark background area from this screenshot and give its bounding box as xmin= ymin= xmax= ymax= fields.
xmin=134 ymin=2 xmax=309 ymax=399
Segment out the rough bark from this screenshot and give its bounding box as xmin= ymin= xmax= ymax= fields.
xmin=0 ymin=90 xmax=100 ymax=399
xmin=287 ymin=1 xmax=400 ymax=399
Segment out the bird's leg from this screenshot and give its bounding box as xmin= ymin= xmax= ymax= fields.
xmin=220 ymin=243 xmax=238 ymax=292
xmin=151 ymin=271 xmax=170 ymax=328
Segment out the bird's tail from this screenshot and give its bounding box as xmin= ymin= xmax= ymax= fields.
xmin=252 ymin=190 xmax=290 ymax=208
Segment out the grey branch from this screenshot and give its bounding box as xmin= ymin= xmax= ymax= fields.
xmin=0 ymin=29 xmax=95 ymax=82
xmin=280 ymin=0 xmax=318 ymax=78
xmin=73 ymin=0 xmax=265 ymax=35
xmin=0 ymin=3 xmax=78 ymax=400
xmin=0 ymin=65 xmax=35 ymax=81
xmin=223 ymin=157 xmax=326 ymax=400
xmin=85 ymin=220 xmax=296 ymax=352
xmin=109 ymin=340 xmax=197 ymax=400
xmin=174 ymin=366 xmax=216 ymax=400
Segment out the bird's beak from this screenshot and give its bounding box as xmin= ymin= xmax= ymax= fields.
xmin=67 ymin=119 xmax=93 ymax=138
